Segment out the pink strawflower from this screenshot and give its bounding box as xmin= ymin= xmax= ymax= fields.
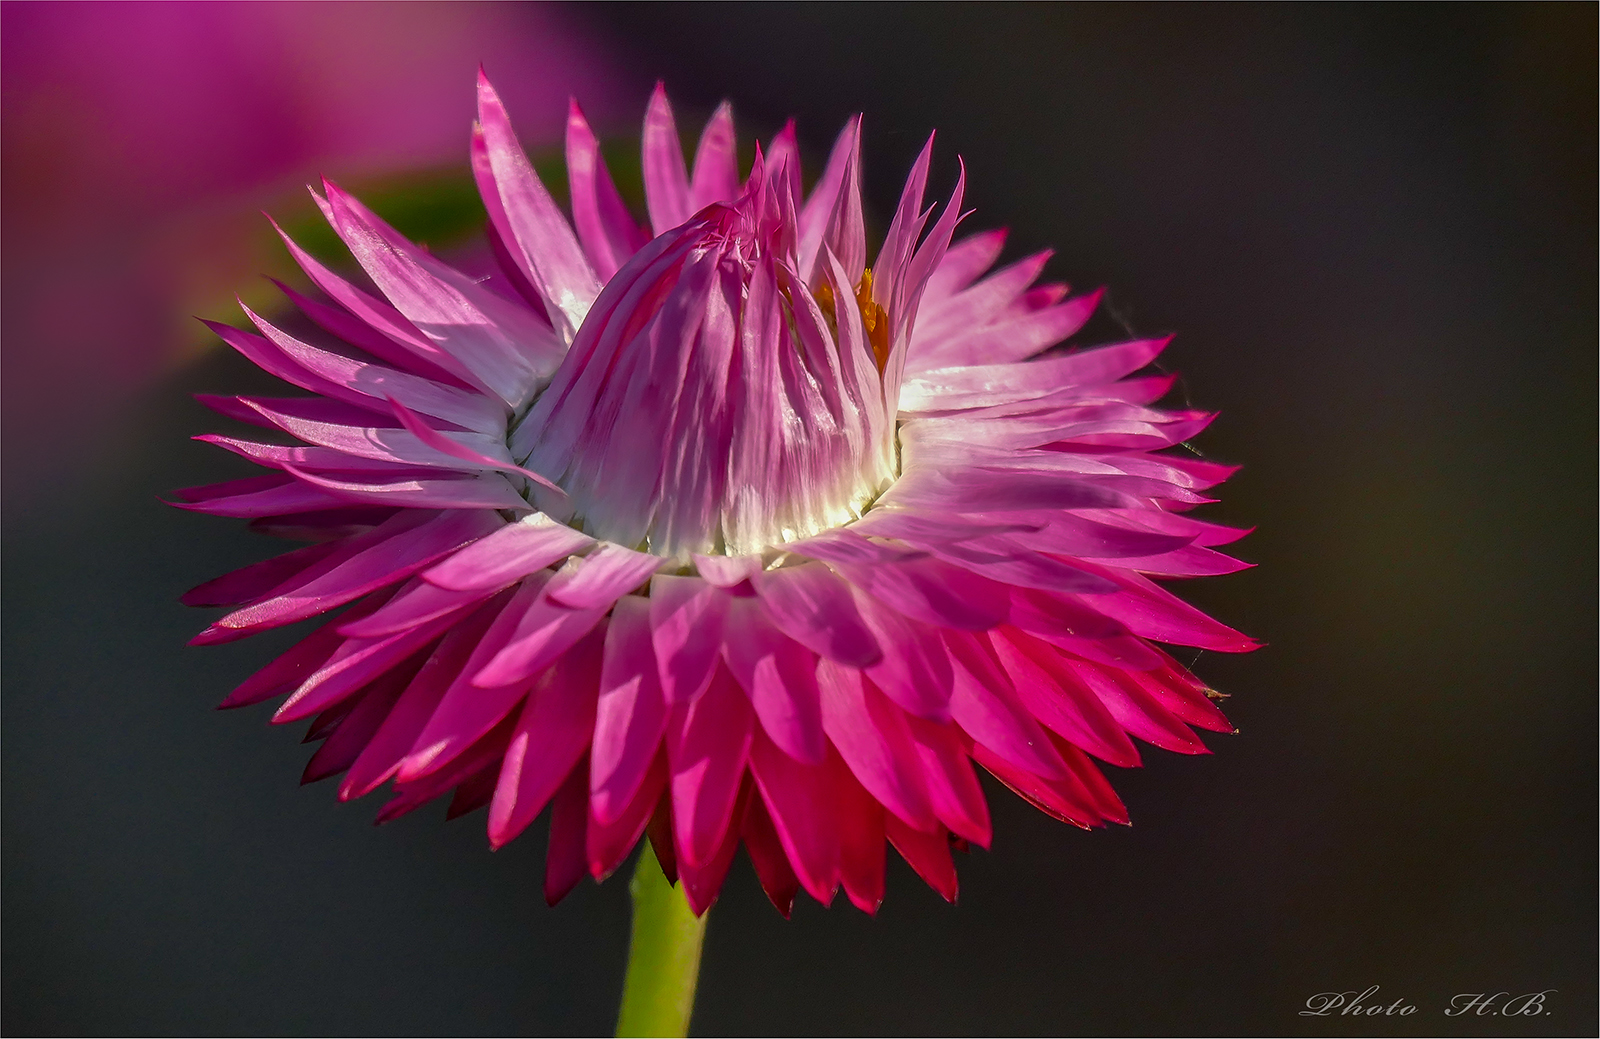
xmin=176 ymin=73 xmax=1256 ymax=916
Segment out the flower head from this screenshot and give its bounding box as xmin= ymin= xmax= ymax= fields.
xmin=176 ymin=73 xmax=1256 ymax=915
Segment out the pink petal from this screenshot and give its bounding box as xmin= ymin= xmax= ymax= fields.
xmin=1061 ymin=658 xmax=1211 ymax=755
xmin=754 ymin=563 xmax=882 ymax=668
xmin=283 ymin=465 xmax=531 ymax=513
xmin=741 ymin=791 xmax=800 ymax=917
xmin=589 ymin=596 xmax=669 ymax=826
xmin=270 ymin=220 xmax=486 ymax=392
xmin=641 ymin=82 xmax=691 ymax=235
xmin=816 ymin=659 xmax=938 ymax=832
xmin=209 ymin=510 xmax=499 ymax=637
xmin=181 ymin=541 xmax=339 ymax=608
xmin=377 ymin=713 xmax=516 ymax=823
xmin=469 ymin=563 xmax=610 ymax=689
xmin=475 ymin=72 xmax=602 ymax=337
xmin=678 ymin=779 xmax=751 ymax=917
xmin=830 ymin=752 xmax=887 ymax=915
xmin=169 ymin=472 xmax=347 ymax=519
xmin=545 ymin=543 xmax=662 ymax=609
xmin=815 ymin=133 xmax=865 ymax=287
xmin=271 ymin=605 xmax=458 ymax=725
xmin=396 ymin=579 xmax=548 ymax=780
xmin=1052 ymin=734 xmax=1130 ymax=824
xmin=648 ymin=574 xmax=728 ymax=705
xmin=988 ymin=627 xmax=1141 ymax=767
xmin=301 ymin=673 xmax=407 ymax=784
xmin=722 ymin=597 xmax=827 ymax=765
xmin=337 ymin=581 xmax=490 ymax=639
xmin=870 ymin=133 xmax=933 ymax=317
xmin=944 ymin=630 xmax=1071 ymax=780
xmin=763 ymin=120 xmax=803 ymax=208
xmin=236 ymin=306 xmax=505 ymax=435
xmin=885 ymin=814 xmax=958 ymax=903
xmin=689 ymin=101 xmax=739 ymax=209
xmin=850 ymin=588 xmax=955 ymax=722
xmin=837 ymin=554 xmax=1008 ymax=632
xmin=909 ymin=287 xmax=1102 ymax=373
xmin=422 ymin=514 xmax=593 ymax=593
xmin=1131 ymin=651 xmax=1234 ymax=733
xmin=971 ymin=741 xmax=1102 ymax=829
xmin=218 ymin=597 xmax=373 ymax=709
xmin=487 ymin=624 xmax=606 ymax=848
xmin=1006 ymin=586 xmax=1163 ymax=670
xmin=319 ymin=182 xmax=559 ymax=405
xmin=914 ymin=249 xmax=1054 ymax=343
xmin=385 ymin=395 xmax=569 ymax=506
xmin=340 ymin=591 xmax=512 ymax=800
xmin=902 ymin=712 xmax=992 ymax=847
xmin=788 ymin=528 xmax=928 ymax=567
xmin=748 ymin=727 xmax=839 ymax=906
xmin=587 ymin=749 xmax=668 ymax=880
xmin=797 ymin=116 xmax=860 ymax=283
xmin=1075 ymin=565 xmax=1259 ymax=652
xmin=271 ymin=277 xmax=474 ymax=390
xmin=923 ymin=228 xmax=1008 ymax=303
xmin=544 ymin=756 xmax=590 ymax=905
xmin=195 ymin=435 xmax=431 ymax=476
xmin=666 ymin=664 xmax=753 ymax=868
xmin=565 ymin=98 xmax=649 ymax=281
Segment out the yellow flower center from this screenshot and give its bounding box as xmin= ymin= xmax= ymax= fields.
xmin=815 ymin=268 xmax=892 ymax=373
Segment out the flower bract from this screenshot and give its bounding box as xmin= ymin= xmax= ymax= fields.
xmin=176 ymin=73 xmax=1256 ymax=915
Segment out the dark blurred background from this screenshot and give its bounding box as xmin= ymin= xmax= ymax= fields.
xmin=3 ymin=3 xmax=1594 ymax=1036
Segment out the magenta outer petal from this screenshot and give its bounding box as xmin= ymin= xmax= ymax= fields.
xmin=546 ymin=543 xmax=662 ymax=609
xmin=679 ymin=780 xmax=751 ymax=916
xmin=667 ymin=664 xmax=753 ymax=868
xmin=753 ymin=563 xmax=882 ymax=668
xmin=989 ymin=627 xmax=1142 ymax=768
xmin=339 ymin=593 xmax=509 ymax=800
xmin=590 ymin=596 xmax=669 ymax=826
xmin=422 ymin=515 xmax=592 ymax=592
xmin=182 ymin=540 xmax=339 ymax=607
xmin=648 ymin=575 xmax=728 ymax=704
xmin=831 ymin=753 xmax=888 ymax=914
xmin=944 ymin=630 xmax=1071 ymax=780
xmin=902 ymin=712 xmax=993 ymax=847
xmin=689 ymin=101 xmax=739 ymax=210
xmin=722 ymin=597 xmax=827 ymax=765
xmin=210 ymin=509 xmax=499 ymax=636
xmin=816 ymin=659 xmax=939 ymax=832
xmin=748 ymin=728 xmax=839 ymax=906
xmin=588 ymin=750 xmax=668 ymax=880
xmin=487 ymin=624 xmax=605 ymax=848
xmin=851 ymin=588 xmax=955 ymax=722
xmin=544 ymin=757 xmax=591 ymax=905
xmin=396 ymin=580 xmax=547 ymax=780
xmin=470 ymin=566 xmax=610 ymax=689
xmin=885 ymin=813 xmax=958 ymax=902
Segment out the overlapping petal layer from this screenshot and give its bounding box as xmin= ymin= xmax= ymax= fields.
xmin=180 ymin=75 xmax=1255 ymax=915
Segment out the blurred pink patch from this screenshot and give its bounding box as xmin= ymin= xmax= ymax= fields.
xmin=1 ymin=1 xmax=627 ymax=493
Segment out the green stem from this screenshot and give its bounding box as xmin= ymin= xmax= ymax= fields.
xmin=615 ymin=843 xmax=707 ymax=1038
